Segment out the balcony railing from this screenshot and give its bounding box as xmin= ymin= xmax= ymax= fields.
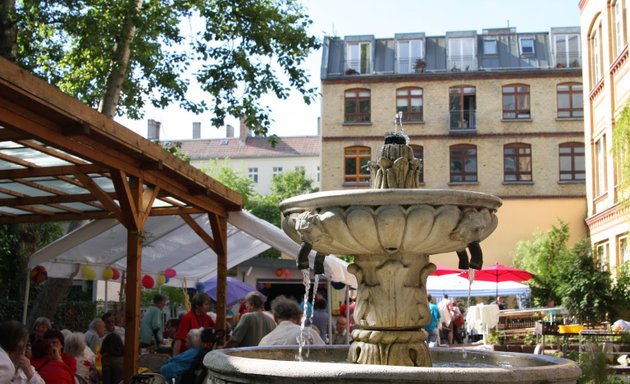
xmin=449 ymin=109 xmax=476 ymax=131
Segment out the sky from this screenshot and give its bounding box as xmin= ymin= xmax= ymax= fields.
xmin=115 ymin=0 xmax=582 ymax=141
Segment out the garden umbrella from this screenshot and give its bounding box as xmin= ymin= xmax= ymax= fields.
xmin=430 ymin=265 xmax=462 ymax=276
xmin=459 ymin=263 xmax=533 ymax=299
xmin=202 ymin=276 xmax=258 ymax=307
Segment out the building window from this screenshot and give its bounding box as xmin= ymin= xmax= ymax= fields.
xmin=595 ymin=136 xmax=607 ymax=197
xmin=447 ymin=37 xmax=476 ymax=71
xmin=449 ymin=144 xmax=477 ymax=182
xmin=553 ymin=34 xmax=581 ymax=68
xmin=344 ymin=88 xmax=371 ymax=123
xmin=519 ymin=38 xmax=535 ymax=55
xmin=559 ymin=142 xmax=585 ymax=181
xmin=248 ymin=167 xmax=258 ymax=183
xmin=504 ymin=143 xmax=532 ymax=182
xmin=557 ymin=83 xmax=583 ymax=118
xmin=344 ymin=146 xmax=371 ymax=183
xmin=346 ymin=42 xmax=371 ymax=74
xmin=273 ymin=167 xmax=283 ymax=176
xmin=294 ymin=166 xmax=305 ymax=172
xmin=396 ymin=87 xmax=423 ymax=122
xmin=449 ymin=86 xmax=476 ymax=130
xmin=483 ymin=39 xmax=497 ymax=55
xmin=397 ymin=39 xmax=424 ymax=73
xmin=502 ymin=84 xmax=531 ymax=119
xmin=618 ymin=235 xmax=630 ymax=266
xmin=613 ymin=0 xmax=627 ymax=57
xmin=591 ymin=24 xmax=603 ymax=85
xmin=409 ymin=145 xmax=424 ymax=183
xmin=595 ymin=242 xmax=609 ymax=271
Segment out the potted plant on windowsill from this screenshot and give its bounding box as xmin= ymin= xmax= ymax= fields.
xmin=414 ymin=58 xmax=426 ymax=73
xmin=345 ymin=68 xmax=359 ymax=75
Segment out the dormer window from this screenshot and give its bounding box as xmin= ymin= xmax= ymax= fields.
xmin=346 ymin=42 xmax=371 ymax=74
xmin=397 ymin=39 xmax=424 ymax=73
xmin=483 ymin=39 xmax=497 ymax=55
xmin=447 ymin=37 xmax=476 ymax=71
xmin=519 ymin=38 xmax=535 ymax=55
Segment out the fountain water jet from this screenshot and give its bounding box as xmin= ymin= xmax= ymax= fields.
xmin=203 ymin=125 xmax=581 ymax=383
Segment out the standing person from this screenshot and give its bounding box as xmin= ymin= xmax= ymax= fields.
xmin=259 ymin=296 xmax=324 ymax=346
xmin=424 ymin=294 xmax=441 ymax=346
xmin=0 ymin=320 xmax=44 ymax=384
xmin=493 ymin=296 xmax=507 ymax=310
xmin=311 ymin=298 xmax=329 ymax=341
xmin=172 ymin=293 xmax=214 ymax=356
xmin=64 ymin=332 xmax=98 ymax=384
xmin=332 ymin=316 xmax=351 ymax=345
xmin=83 ymin=319 xmax=105 ymax=355
xmin=438 ymin=295 xmax=453 ymax=345
xmin=140 ymin=293 xmax=167 ymax=349
xmin=101 ymin=312 xmax=125 ymax=340
xmin=451 ymin=301 xmax=465 ymax=344
xmin=226 ymin=291 xmax=276 ymax=347
xmin=100 ymin=333 xmax=124 ymax=384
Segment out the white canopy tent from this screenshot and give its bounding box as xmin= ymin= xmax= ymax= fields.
xmin=29 ymin=210 xmax=357 ymax=289
xmin=427 ymin=274 xmax=530 ymax=298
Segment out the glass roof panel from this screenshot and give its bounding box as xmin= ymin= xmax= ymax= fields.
xmin=59 ymin=202 xmax=106 ymax=211
xmin=0 ymin=160 xmax=26 ymax=170
xmin=0 ymin=181 xmax=54 ymax=196
xmin=0 ymin=207 xmax=32 ymax=215
xmin=87 ymin=174 xmax=116 ymax=192
xmin=27 ymin=177 xmax=89 ymax=194
xmin=0 ymin=147 xmax=74 ymax=167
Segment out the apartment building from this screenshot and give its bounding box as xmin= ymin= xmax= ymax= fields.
xmin=580 ymin=0 xmax=630 ymax=273
xmin=319 ymin=27 xmax=588 ymax=266
xmin=172 ymin=119 xmax=321 ymax=195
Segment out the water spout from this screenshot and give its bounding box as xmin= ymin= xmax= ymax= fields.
xmin=297 ymin=241 xmax=312 ymax=270
xmin=313 ymin=252 xmax=327 ymax=275
xmin=468 ymin=241 xmax=483 ymax=270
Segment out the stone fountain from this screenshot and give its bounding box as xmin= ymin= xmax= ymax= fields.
xmin=203 ymin=124 xmax=581 ymax=383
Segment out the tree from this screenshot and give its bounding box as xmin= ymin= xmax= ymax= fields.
xmin=5 ymin=0 xmax=319 ymax=135
xmin=613 ymin=100 xmax=630 ymax=209
xmin=514 ymin=220 xmax=572 ymax=306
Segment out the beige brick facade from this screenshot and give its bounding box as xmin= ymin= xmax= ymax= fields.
xmin=321 ymin=62 xmax=588 ymax=266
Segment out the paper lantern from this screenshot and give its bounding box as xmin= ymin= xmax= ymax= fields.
xmin=284 ymin=268 xmax=290 ymax=281
xmin=164 ymin=268 xmax=176 ymax=278
xmin=156 ymin=275 xmax=166 ymax=286
xmin=111 ymin=268 xmax=120 ymax=280
xmin=82 ymin=266 xmax=96 ymax=280
xmin=275 ymin=268 xmax=283 ymax=277
xmin=30 ymin=265 xmax=48 ymax=284
xmin=142 ymin=275 xmax=155 ymax=289
xmin=102 ymin=267 xmax=114 ymax=281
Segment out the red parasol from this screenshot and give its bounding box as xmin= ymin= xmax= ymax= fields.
xmin=459 ymin=263 xmax=533 ymax=299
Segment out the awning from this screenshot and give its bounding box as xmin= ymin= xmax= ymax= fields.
xmin=30 ymin=210 xmax=357 ymax=288
xmin=427 ymin=275 xmax=530 ymax=298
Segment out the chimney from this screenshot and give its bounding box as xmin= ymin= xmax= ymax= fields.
xmin=239 ymin=115 xmax=249 ymax=142
xmin=147 ymin=119 xmax=161 ymax=140
xmin=226 ymin=124 xmax=235 ymax=138
xmin=192 ymin=122 xmax=201 ymax=139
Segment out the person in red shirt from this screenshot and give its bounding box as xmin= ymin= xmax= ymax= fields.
xmin=172 ymin=293 xmax=214 ymax=356
xmin=30 ymin=338 xmax=74 ymax=384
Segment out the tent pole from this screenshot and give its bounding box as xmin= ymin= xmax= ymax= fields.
xmin=22 ymin=270 xmax=31 ymax=325
xmin=326 ymin=280 xmax=332 ymax=345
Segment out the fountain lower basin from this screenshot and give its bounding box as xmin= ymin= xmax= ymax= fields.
xmin=203 ymin=346 xmax=581 ymax=383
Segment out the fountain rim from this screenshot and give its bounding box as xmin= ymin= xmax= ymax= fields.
xmin=204 ymin=345 xmax=581 ymax=382
xmin=280 ymin=189 xmax=502 ymax=214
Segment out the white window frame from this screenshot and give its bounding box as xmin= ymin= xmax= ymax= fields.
xmin=614 ymin=0 xmax=626 ymax=57
xmin=272 ymin=166 xmax=283 ymax=176
xmin=553 ymin=34 xmax=581 ymax=68
xmin=248 ymin=167 xmax=258 ymax=183
xmin=619 ymin=235 xmax=630 ymax=265
xmin=519 ymin=37 xmax=535 ymax=55
xmin=397 ymin=39 xmax=425 ymax=73
xmin=346 ymin=42 xmax=371 ymax=74
xmin=483 ymin=39 xmax=497 ymax=55
xmin=595 ymin=136 xmax=607 ymax=197
xmin=447 ymin=37 xmax=476 ymax=71
xmin=592 ymin=27 xmax=602 ymax=84
xmin=596 ymin=242 xmax=609 ymax=271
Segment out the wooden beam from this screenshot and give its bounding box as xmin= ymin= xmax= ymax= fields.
xmin=209 ymin=213 xmax=228 ymax=333
xmin=0 ymin=164 xmax=106 ymax=179
xmin=110 ymin=170 xmax=140 ymax=230
xmin=122 ymin=230 xmax=141 ymax=382
xmin=180 ymin=214 xmax=217 ymax=252
xmin=74 ymin=173 xmax=123 ymax=222
xmin=0 ymin=193 xmax=113 ymax=207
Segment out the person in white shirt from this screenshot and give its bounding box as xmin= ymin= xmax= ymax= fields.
xmin=259 ymin=296 xmax=325 ymax=346
xmin=0 ymin=320 xmax=44 ymax=384
xmin=437 ymin=295 xmax=453 ymax=345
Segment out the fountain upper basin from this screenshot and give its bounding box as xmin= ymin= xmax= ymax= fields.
xmin=203 ymin=346 xmax=581 ymax=384
xmin=281 ymin=189 xmax=502 ymax=256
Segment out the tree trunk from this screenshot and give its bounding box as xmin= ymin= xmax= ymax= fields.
xmin=99 ymin=0 xmax=143 ymax=117
xmin=0 ymin=0 xmax=17 ymax=61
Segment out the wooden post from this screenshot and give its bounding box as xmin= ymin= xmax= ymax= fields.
xmin=209 ymin=214 xmax=228 ymax=333
xmin=122 ymin=230 xmax=142 ymax=381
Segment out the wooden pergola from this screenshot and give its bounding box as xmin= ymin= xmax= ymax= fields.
xmin=0 ymin=57 xmax=243 ymax=381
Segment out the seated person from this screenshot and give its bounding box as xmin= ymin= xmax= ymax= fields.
xmin=259 ymin=296 xmax=325 ymax=346
xmin=43 ymin=330 xmax=77 ymax=376
xmin=100 ymin=333 xmax=124 ymax=384
xmin=160 ymin=327 xmax=224 ymax=384
xmin=30 ymin=338 xmax=74 ymax=384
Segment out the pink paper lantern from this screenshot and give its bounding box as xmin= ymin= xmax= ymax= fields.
xmin=164 ymin=268 xmax=176 ymax=278
xmin=142 ymin=275 xmax=155 ymax=289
